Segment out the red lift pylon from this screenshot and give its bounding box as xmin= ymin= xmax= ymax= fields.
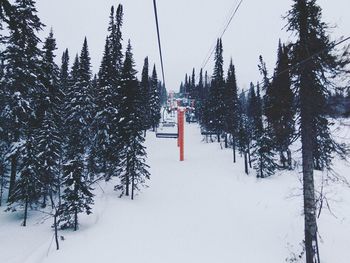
xmin=177 ymin=109 xmax=185 ymax=161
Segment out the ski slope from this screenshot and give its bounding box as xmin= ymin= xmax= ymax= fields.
xmin=1 ymin=122 xmax=350 ymax=263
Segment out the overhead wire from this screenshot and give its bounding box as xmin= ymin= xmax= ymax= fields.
xmin=153 ymin=0 xmax=166 ymax=88
xmin=199 ymin=0 xmax=239 ymax=70
xmin=200 ymin=0 xmax=244 ymax=72
xmin=250 ymin=36 xmax=350 ymax=93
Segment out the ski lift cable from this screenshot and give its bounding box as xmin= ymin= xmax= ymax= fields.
xmin=200 ymin=0 xmax=244 ymax=72
xmin=153 ymin=0 xmax=166 ymax=87
xmin=250 ymin=35 xmax=350 ymax=93
xmin=199 ymin=0 xmax=239 ymax=70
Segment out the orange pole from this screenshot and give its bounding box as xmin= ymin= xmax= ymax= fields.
xmin=179 ymin=110 xmax=185 ymax=161
xmin=177 ymin=109 xmax=180 ymax=147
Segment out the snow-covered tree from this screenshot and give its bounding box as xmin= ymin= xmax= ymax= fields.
xmin=115 ymin=41 xmax=150 ymax=198
xmin=36 ymin=30 xmax=62 ymax=207
xmin=3 ymin=0 xmax=44 ymax=201
xmin=58 ymin=159 xmax=94 ymax=231
xmin=149 ymin=65 xmax=161 ymax=131
xmin=265 ymin=42 xmax=294 ymax=169
xmin=286 ymin=0 xmax=350 ymax=260
xmin=7 ymin=136 xmax=41 ymax=226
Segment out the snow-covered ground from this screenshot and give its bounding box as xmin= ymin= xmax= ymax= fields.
xmin=1 ymin=121 xmax=350 ymax=263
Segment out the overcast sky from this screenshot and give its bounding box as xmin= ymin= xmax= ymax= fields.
xmin=36 ymin=0 xmax=350 ymax=92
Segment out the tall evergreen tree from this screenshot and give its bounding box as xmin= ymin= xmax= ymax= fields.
xmin=59 ymin=51 xmax=94 ymax=231
xmin=224 ymin=59 xmax=239 ymax=156
xmin=251 ymin=57 xmax=276 ymax=178
xmin=265 ymin=41 xmax=294 ymax=169
xmin=140 ymin=56 xmax=151 ymax=130
xmin=93 ymin=36 xmax=120 ymax=179
xmin=7 ymin=135 xmax=41 ymax=226
xmin=3 ymin=0 xmax=44 ymax=201
xmin=149 ymin=65 xmax=161 ymax=131
xmin=36 ymin=30 xmax=62 ymax=207
xmin=58 ymin=158 xmax=94 ymax=231
xmin=115 ymin=41 xmax=150 ymax=198
xmin=205 ymin=39 xmax=226 ymax=141
xmin=59 ymin=48 xmax=70 ymax=96
xmin=286 ymin=0 xmax=349 ymax=261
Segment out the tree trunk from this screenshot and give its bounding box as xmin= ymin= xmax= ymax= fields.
xmin=287 ymin=148 xmax=292 ymax=170
xmin=0 ymin=173 xmax=4 ymax=207
xmin=23 ymin=194 xmax=28 ymax=227
xmin=301 ymin=118 xmax=319 ymax=263
xmin=131 ymin=172 xmax=135 ymax=200
xmin=224 ymin=133 xmax=228 ymax=148
xmin=74 ymin=207 xmax=78 ymax=231
xmin=298 ymin=0 xmax=320 ymax=261
xmin=259 ymin=154 xmax=263 ymax=178
xmin=8 ymin=154 xmax=17 ymax=202
xmin=49 ymin=191 xmax=59 ymax=250
xmin=217 ymin=133 xmax=220 ymax=143
xmin=244 ymin=151 xmax=248 ymax=175
xmin=280 ymin=151 xmax=287 ymax=169
xmin=125 ymin=153 xmax=130 ymax=196
xmin=247 ymin=143 xmax=252 ymax=168
xmin=232 ymin=134 xmax=236 ymax=163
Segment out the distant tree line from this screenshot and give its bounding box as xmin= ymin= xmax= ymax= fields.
xmin=0 ymin=0 xmax=164 ymax=248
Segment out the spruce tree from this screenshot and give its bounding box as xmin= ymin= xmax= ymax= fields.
xmin=59 ymin=49 xmax=70 ymax=96
xmin=224 ymin=59 xmax=239 ymax=155
xmin=7 ymin=135 xmax=41 ymax=226
xmin=78 ymin=37 xmax=93 ymax=135
xmin=93 ymin=36 xmax=119 ymax=179
xmin=149 ymin=65 xmax=161 ymax=131
xmin=237 ymin=90 xmax=250 ymax=174
xmin=3 ymin=0 xmax=44 ymax=201
xmin=59 ymin=51 xmax=94 ymax=231
xmin=58 ymin=158 xmax=94 ymax=231
xmin=251 ymin=57 xmax=276 ymax=178
xmin=286 ymin=0 xmax=349 ymax=261
xmin=206 ymin=39 xmax=226 ymax=141
xmin=140 ymin=57 xmax=151 ymax=130
xmin=115 ymin=41 xmax=150 ymax=198
xmin=36 ymin=30 xmax=62 ymax=207
xmin=266 ymin=42 xmax=294 ymax=169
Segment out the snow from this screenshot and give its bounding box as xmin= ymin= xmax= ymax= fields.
xmin=1 ymin=122 xmax=350 ymax=263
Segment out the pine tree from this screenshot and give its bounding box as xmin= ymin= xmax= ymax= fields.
xmin=58 ymin=158 xmax=94 ymax=231
xmin=189 ymin=68 xmax=196 ymax=99
xmin=36 ymin=30 xmax=62 ymax=207
xmin=3 ymin=0 xmax=44 ymax=201
xmin=286 ymin=0 xmax=350 ymax=261
xmin=196 ymin=68 xmax=204 ymax=121
xmin=206 ymin=39 xmax=226 ymax=141
xmin=251 ymin=57 xmax=276 ymax=178
xmin=224 ymin=59 xmax=239 ymax=155
xmin=108 ymin=4 xmax=123 ymax=80
xmin=59 ymin=50 xmax=94 ymax=231
xmin=59 ymin=49 xmax=70 ymax=96
xmin=7 ymin=135 xmax=41 ymax=226
xmin=115 ymin=41 xmax=150 ymax=198
xmin=252 ymin=129 xmax=276 ymax=178
xmin=78 ymin=37 xmax=93 ymax=134
xmin=0 ymin=51 xmax=8 ymax=206
xmin=149 ymin=65 xmax=161 ymax=131
xmin=158 ymin=82 xmax=167 ymax=106
xmin=265 ymin=41 xmax=294 ymax=169
xmin=140 ymin=57 xmax=151 ymax=130
xmin=92 ymin=36 xmax=119 ymax=179
xmin=237 ymin=90 xmax=250 ymax=174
